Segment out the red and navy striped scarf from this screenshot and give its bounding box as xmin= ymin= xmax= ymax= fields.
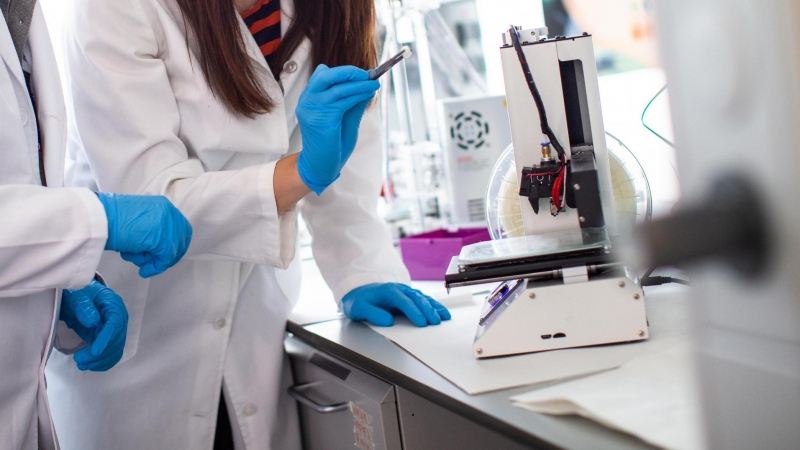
xmin=241 ymin=0 xmax=281 ymax=73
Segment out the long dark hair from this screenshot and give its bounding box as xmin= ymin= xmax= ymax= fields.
xmin=175 ymin=0 xmax=378 ymax=118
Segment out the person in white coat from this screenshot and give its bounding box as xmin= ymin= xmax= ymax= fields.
xmin=0 ymin=0 xmax=193 ymax=447
xmin=46 ymin=0 xmax=452 ymax=448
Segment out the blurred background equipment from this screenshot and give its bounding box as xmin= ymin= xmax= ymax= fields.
xmin=556 ymin=0 xmax=659 ymax=71
xmin=438 ymin=94 xmax=512 ymax=226
xmin=634 ymin=0 xmax=800 ymax=447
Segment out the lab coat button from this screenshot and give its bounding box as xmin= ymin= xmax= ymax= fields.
xmin=284 ymin=60 xmax=298 ymax=74
xmin=19 ymin=109 xmax=27 ymax=125
xmin=213 ymin=318 xmax=227 ymax=330
xmin=243 ymin=403 xmax=257 ymax=416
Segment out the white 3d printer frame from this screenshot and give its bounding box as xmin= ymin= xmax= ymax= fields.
xmin=463 ymin=28 xmax=646 ymax=359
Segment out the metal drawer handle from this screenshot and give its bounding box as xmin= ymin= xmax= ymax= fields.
xmin=288 ymin=383 xmax=349 ymax=414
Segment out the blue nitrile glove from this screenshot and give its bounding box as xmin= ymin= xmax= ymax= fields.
xmin=296 ymin=64 xmax=380 ymax=195
xmin=60 ymin=280 xmax=129 ymax=371
xmin=342 ymin=283 xmax=452 ymax=327
xmin=96 ymin=193 xmax=192 ymax=278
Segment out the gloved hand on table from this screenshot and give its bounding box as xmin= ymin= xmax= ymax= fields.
xmin=60 ymin=280 xmax=129 ymax=371
xmin=296 ymin=64 xmax=380 ymax=195
xmin=342 ymin=283 xmax=451 ymax=327
xmin=96 ymin=192 xmax=192 ymax=278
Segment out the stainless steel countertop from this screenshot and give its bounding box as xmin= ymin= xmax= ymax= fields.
xmin=287 ymin=316 xmax=659 ymax=450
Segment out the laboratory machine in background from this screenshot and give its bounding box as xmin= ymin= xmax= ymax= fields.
xmin=438 ymin=94 xmax=512 ymax=225
xmin=446 ymin=25 xmax=649 ymax=359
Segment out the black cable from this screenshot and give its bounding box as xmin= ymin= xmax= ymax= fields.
xmin=641 ymin=266 xmax=689 ymax=287
xmin=507 ymin=25 xmax=566 ymax=159
xmin=641 ymin=276 xmax=690 ymax=287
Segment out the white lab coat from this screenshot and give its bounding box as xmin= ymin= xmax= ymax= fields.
xmin=0 ymin=4 xmax=108 ymax=450
xmin=45 ymin=0 xmax=410 ymax=447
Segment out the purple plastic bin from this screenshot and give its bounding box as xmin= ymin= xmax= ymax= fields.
xmin=400 ymin=228 xmax=491 ymax=280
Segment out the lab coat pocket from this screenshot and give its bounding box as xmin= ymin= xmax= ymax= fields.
xmin=95 ymin=251 xmax=151 ymax=364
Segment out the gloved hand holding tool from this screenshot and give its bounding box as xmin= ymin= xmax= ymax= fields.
xmin=342 ymin=283 xmax=452 ymax=327
xmin=96 ymin=193 xmax=193 ymax=278
xmin=296 ymin=64 xmax=381 ymax=195
xmin=60 ymin=280 xmax=129 ymax=371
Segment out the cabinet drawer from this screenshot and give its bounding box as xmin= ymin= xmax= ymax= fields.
xmin=285 ymin=334 xmax=402 ymax=450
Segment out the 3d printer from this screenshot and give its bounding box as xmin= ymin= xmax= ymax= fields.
xmin=446 ymin=25 xmax=649 ymax=359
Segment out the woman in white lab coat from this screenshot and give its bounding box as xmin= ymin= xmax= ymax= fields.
xmin=46 ymin=0 xmax=450 ymax=448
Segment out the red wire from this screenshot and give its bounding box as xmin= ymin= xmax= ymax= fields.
xmin=550 ymin=157 xmax=567 ymax=211
xmin=552 ymin=171 xmax=563 ymax=209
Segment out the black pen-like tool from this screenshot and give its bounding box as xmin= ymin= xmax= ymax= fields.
xmin=367 ymin=46 xmax=412 ymax=80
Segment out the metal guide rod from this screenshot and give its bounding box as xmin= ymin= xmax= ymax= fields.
xmin=445 ymin=262 xmax=621 ymax=289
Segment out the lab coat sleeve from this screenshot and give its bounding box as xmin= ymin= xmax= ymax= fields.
xmin=300 ymin=106 xmax=411 ymax=303
xmin=64 ymin=0 xmax=296 ymax=267
xmin=0 ymin=185 xmax=107 ymax=297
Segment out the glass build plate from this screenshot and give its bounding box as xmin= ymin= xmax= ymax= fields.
xmin=458 ymin=228 xmax=609 ymax=268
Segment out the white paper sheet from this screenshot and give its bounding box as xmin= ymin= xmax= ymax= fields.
xmin=369 ymin=286 xmax=689 ymax=395
xmin=511 ymin=343 xmax=705 ymax=450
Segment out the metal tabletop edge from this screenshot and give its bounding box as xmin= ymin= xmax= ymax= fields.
xmin=286 ymin=320 xmax=562 ymax=450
